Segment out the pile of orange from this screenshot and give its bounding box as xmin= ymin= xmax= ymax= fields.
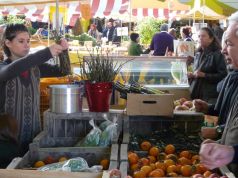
xmin=128 ymin=141 xmax=214 ymax=178
xmin=34 ymin=155 xmax=68 ymax=168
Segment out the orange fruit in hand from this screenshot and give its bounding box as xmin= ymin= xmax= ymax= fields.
xmin=181 ymin=165 xmax=192 ymax=177
xmin=149 ymin=146 xmax=160 ymax=157
xmin=34 ymin=161 xmax=45 ymax=168
xmin=140 ymin=141 xmax=152 ymax=151
xmin=148 ymin=168 xmax=165 ymax=177
xmin=165 ymin=144 xmax=175 ymax=154
xmin=128 ymin=152 xmax=139 ymax=165
xmin=179 ymin=150 xmax=192 ymax=159
xmin=100 ymin=159 xmax=109 ymax=170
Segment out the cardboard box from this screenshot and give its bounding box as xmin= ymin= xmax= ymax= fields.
xmin=126 ymin=93 xmax=174 ymax=116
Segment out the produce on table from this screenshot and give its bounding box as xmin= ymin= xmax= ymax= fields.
xmin=174 ymin=98 xmax=195 ymax=111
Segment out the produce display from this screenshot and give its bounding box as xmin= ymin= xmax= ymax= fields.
xmin=114 ymin=81 xmax=165 ymax=99
xmin=174 ymin=98 xmax=195 ymax=111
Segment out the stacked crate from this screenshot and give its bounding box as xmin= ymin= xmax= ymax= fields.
xmin=8 ymin=111 xmax=123 ymax=174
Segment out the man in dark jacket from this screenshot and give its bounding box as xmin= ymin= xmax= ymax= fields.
xmin=196 ymin=11 xmax=238 ymax=176
xmin=102 ymin=22 xmax=114 ymax=42
xmin=150 ymin=23 xmax=174 ymax=56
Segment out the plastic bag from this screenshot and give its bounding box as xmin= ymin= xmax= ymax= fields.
xmin=75 ymin=119 xmax=101 ymax=147
xmin=99 ymin=114 xmax=112 ymax=131
xmin=38 ymin=157 xmax=103 ymax=173
xmin=99 ymin=117 xmax=118 ymax=147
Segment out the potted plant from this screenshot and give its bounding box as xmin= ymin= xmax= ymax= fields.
xmin=80 ymin=49 xmax=131 ymax=112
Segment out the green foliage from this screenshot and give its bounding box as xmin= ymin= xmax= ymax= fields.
xmin=136 ymin=18 xmax=165 ymax=45
xmin=2 ymin=15 xmax=25 ymax=24
xmin=27 ymin=27 xmax=37 ymax=35
xmin=78 ymin=33 xmax=97 ymax=46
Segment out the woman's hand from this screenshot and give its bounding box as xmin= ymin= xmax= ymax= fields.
xmin=187 ymin=72 xmax=194 ymax=79
xmin=49 ymin=39 xmax=68 ymax=57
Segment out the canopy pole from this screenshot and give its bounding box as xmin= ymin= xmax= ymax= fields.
xmin=129 ymin=0 xmax=131 ymax=33
xmin=55 ymin=0 xmax=59 ymax=32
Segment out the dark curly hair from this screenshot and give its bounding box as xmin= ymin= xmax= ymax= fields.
xmin=197 ymin=27 xmax=221 ymax=52
xmin=2 ymin=24 xmax=30 ymax=57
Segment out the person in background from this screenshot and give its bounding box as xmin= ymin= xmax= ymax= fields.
xmin=197 ymin=12 xmax=238 ymax=175
xmin=213 ymin=23 xmax=224 ymax=42
xmin=180 ymin=26 xmax=193 ymax=41
xmin=128 ymin=32 xmax=143 ymax=56
xmin=0 ymin=24 xmax=70 ymax=162
xmin=188 ymin=27 xmax=227 ymax=104
xmin=150 ymin=23 xmax=174 ymax=56
xmin=168 ymin=28 xmax=177 ymax=40
xmin=88 ymin=24 xmax=100 ymax=41
xmin=103 ymin=21 xmax=114 ymax=42
xmin=112 ymin=20 xmax=121 ymax=45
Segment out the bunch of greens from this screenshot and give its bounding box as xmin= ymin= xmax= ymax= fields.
xmin=78 ymin=33 xmax=97 ymax=46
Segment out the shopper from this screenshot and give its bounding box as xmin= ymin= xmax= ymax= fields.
xmin=150 ymin=23 xmax=174 ymax=56
xmin=0 ymin=24 xmax=70 ymax=159
xmin=180 ymin=26 xmax=193 ymax=41
xmin=88 ymin=23 xmax=100 ymax=41
xmin=189 ymin=27 xmax=227 ymax=104
xmin=128 ymin=32 xmax=143 ymax=56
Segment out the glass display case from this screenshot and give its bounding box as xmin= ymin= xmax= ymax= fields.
xmin=114 ymin=56 xmax=189 ymax=89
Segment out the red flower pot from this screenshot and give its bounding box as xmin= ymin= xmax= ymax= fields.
xmin=85 ymin=82 xmax=112 ymax=112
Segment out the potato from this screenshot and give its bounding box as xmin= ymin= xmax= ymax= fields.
xmin=175 ymin=105 xmax=189 ymax=111
xmin=183 ymin=100 xmax=193 ymax=108
xmin=179 ymin=97 xmax=188 ymax=105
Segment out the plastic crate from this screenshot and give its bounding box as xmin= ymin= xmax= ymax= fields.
xmin=7 ymin=144 xmax=118 ymax=171
xmin=43 ymin=111 xmax=123 ymax=143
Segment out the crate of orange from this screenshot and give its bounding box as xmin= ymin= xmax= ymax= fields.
xmin=7 ymin=144 xmax=118 ymax=177
xmin=119 ymin=143 xmax=226 ymax=178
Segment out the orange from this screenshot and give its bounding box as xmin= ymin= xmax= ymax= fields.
xmin=157 ymin=152 xmax=167 ymax=161
xmin=178 ymin=157 xmax=192 ymax=165
xmin=128 ymin=152 xmax=139 ymax=165
xmin=58 ymin=156 xmax=68 ymax=162
xmin=203 ymin=170 xmax=212 ymax=177
xmin=138 ymin=157 xmax=150 ymax=166
xmin=164 ymin=144 xmax=175 ymax=154
xmin=176 ymin=164 xmax=182 ymax=174
xmin=130 ymin=163 xmax=139 ymax=172
xmin=34 ymin=161 xmax=45 ymax=168
xmin=140 ymin=141 xmax=152 ymax=151
xmin=141 ymin=165 xmax=153 ymax=176
xmin=179 ymin=150 xmax=192 ymax=159
xmin=166 ymin=165 xmax=177 ymax=173
xmin=191 ymin=155 xmax=200 ymax=163
xmin=44 ymin=155 xmax=55 ymax=164
xmin=166 ymin=154 xmax=178 ymax=163
xmin=155 ymin=162 xmax=167 ymax=171
xmin=181 ymin=165 xmax=192 ymax=177
xmin=147 ymin=155 xmax=157 ymax=163
xmin=133 ymin=170 xmax=146 ymax=178
xmin=167 ymin=172 xmax=178 ymax=177
xmin=149 ymin=147 xmax=160 ymax=157
xmin=150 ymin=163 xmax=156 ymax=170
xmin=164 ymin=159 xmax=175 ymax=168
xmin=148 ymin=168 xmax=165 ymax=177
xmin=100 ymin=159 xmax=109 ymax=170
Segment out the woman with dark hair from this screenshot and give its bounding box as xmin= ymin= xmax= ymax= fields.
xmin=188 ymin=27 xmax=227 ymax=104
xmin=0 ymin=23 xmax=70 ymax=165
xmin=128 ymin=32 xmax=143 ymax=56
xmin=180 ymin=26 xmax=193 ymax=41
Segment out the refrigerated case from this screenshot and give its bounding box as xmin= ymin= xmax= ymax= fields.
xmin=83 ymin=55 xmax=190 ymax=100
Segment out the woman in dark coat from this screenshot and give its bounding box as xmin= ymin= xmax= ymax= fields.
xmin=188 ymin=27 xmax=227 ymax=104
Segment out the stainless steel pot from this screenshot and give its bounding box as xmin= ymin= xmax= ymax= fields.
xmin=49 ymin=84 xmax=83 ymax=113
